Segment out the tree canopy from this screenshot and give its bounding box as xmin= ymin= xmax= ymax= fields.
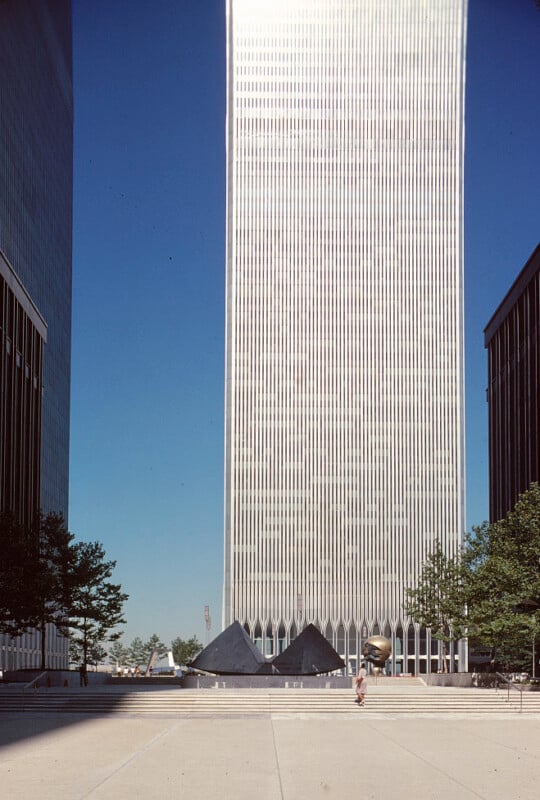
xmin=0 ymin=512 xmax=39 ymax=636
xmin=67 ymin=541 xmax=128 ymax=668
xmin=1 ymin=512 xmax=74 ymax=667
xmin=405 ymin=483 xmax=540 ymax=673
xmin=125 ymin=634 xmax=167 ymax=667
xmin=109 ymin=641 xmax=131 ymax=667
xmin=108 ymin=635 xmax=202 ymax=670
xmin=404 ymin=541 xmax=466 ymax=672
xmin=0 ymin=512 xmax=128 ymax=669
xmin=171 ymin=635 xmax=202 ymax=666
xmin=462 ymin=483 xmax=540 ymax=669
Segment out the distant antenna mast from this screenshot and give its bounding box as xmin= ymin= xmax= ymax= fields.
xmin=204 ymin=605 xmax=211 ymax=645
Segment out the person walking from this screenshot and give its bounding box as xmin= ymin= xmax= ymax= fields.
xmin=355 ymin=662 xmax=367 ymax=706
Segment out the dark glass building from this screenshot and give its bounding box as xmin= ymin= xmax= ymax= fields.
xmin=0 ymin=0 xmax=72 ymax=670
xmin=0 ymin=0 xmax=73 ymax=518
xmin=1 ymin=252 xmax=47 ymax=528
xmin=484 ymin=243 xmax=540 ymax=522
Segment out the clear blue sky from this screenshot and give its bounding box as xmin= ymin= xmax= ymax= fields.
xmin=69 ymin=0 xmax=540 ymax=647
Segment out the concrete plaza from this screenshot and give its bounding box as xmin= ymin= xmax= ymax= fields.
xmin=1 ymin=707 xmax=539 ymax=799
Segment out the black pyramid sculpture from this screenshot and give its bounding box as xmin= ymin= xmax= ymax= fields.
xmin=255 ymin=660 xmax=279 ymax=675
xmin=271 ymin=624 xmax=345 ymax=675
xmin=188 ymin=621 xmax=266 ymax=675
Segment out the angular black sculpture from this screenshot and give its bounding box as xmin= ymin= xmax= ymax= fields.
xmin=255 ymin=661 xmax=279 ymax=675
xmin=271 ymin=624 xmax=345 ymax=675
xmin=188 ymin=621 xmax=266 ymax=675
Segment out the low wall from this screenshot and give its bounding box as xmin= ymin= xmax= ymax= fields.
xmin=107 ymin=676 xmax=184 ymax=687
xmin=2 ymin=669 xmax=109 ymax=688
xmin=182 ymin=674 xmax=351 ymax=689
xmin=423 ymin=673 xmax=473 ymax=688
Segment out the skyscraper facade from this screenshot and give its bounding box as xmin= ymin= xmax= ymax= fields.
xmin=224 ymin=0 xmax=467 ymax=674
xmin=0 ymin=0 xmax=73 ymax=519
xmin=0 ymin=0 xmax=73 ymax=670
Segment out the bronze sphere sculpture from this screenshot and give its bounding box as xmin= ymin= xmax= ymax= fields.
xmin=362 ymin=635 xmax=392 ymax=667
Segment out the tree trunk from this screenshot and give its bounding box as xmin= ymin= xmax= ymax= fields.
xmin=83 ymin=621 xmax=88 ymax=670
xmin=441 ymin=637 xmax=448 ymax=673
xmin=40 ymin=620 xmax=46 ymax=670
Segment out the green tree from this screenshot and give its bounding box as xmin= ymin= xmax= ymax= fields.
xmin=70 ymin=640 xmax=107 ymax=669
xmin=34 ymin=513 xmax=75 ymax=669
xmin=1 ymin=513 xmax=129 ymax=670
xmin=171 ymin=635 xmax=203 ymax=666
xmin=128 ymin=636 xmax=147 ymax=665
xmin=109 ymin=641 xmax=131 ymax=667
xmin=66 ymin=541 xmax=128 ymax=670
xmin=404 ymin=541 xmax=466 ymax=673
xmin=1 ymin=513 xmax=122 ymax=670
xmin=1 ymin=513 xmax=81 ymax=668
xmin=463 ymin=484 xmax=540 ymax=671
xmin=0 ymin=512 xmax=38 ymax=636
xmin=128 ymin=634 xmax=166 ymax=667
xmin=462 ymin=522 xmax=518 ymax=663
xmin=144 ymin=633 xmax=167 ymax=662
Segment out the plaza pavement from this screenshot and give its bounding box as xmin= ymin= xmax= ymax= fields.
xmin=1 ymin=700 xmax=539 ymax=799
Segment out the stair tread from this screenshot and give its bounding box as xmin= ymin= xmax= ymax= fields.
xmin=1 ymin=686 xmax=539 ymax=716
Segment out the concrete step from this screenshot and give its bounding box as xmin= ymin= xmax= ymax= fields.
xmin=369 ymin=677 xmax=425 ymax=686
xmin=1 ymin=687 xmax=539 ymax=715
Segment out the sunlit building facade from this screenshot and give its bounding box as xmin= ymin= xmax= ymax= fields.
xmin=0 ymin=0 xmax=72 ymax=671
xmin=224 ymin=0 xmax=467 ymax=673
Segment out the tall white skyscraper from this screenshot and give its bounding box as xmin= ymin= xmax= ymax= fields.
xmin=224 ymin=0 xmax=467 ymax=674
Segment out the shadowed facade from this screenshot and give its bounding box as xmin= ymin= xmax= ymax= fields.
xmin=484 ymin=243 xmax=540 ymax=522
